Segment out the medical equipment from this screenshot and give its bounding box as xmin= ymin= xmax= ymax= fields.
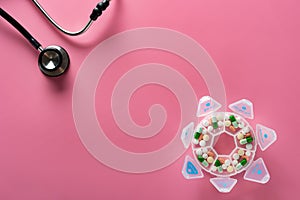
xmin=0 ymin=0 xmax=111 ymax=77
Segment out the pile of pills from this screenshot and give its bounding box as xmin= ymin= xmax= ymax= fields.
xmin=192 ymin=127 xmax=211 ymax=147
xmin=224 ymin=114 xmax=245 ymax=133
xmin=201 ymin=114 xmax=224 ymax=133
xmin=235 ymin=126 xmax=254 ymax=150
xmin=231 ymin=149 xmax=252 ymax=171
xmin=195 ymin=148 xmax=216 ymax=168
xmin=211 ymin=158 xmax=234 ymax=174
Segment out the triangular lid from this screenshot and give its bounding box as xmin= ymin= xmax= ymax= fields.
xmin=196 ymin=96 xmax=221 ymax=117
xmin=256 ymin=124 xmax=277 ymax=151
xmin=182 ymin=155 xmax=204 ymax=179
xmin=229 ymin=99 xmax=254 ymax=119
xmin=244 ymin=158 xmax=270 ymax=184
xmin=181 ymin=122 xmax=194 ymax=148
xmin=210 ymin=177 xmax=237 ymax=193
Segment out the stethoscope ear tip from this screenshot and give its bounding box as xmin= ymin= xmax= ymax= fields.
xmin=38 ymin=45 xmax=70 ymax=77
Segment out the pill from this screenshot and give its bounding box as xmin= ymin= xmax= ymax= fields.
xmin=232 ymin=160 xmax=238 ymax=166
xmin=203 ymin=134 xmax=210 ymax=141
xmin=241 ymin=155 xmax=249 ymax=161
xmin=232 ymin=121 xmax=239 ymax=128
xmin=207 ymin=156 xmax=214 ymax=164
xmin=229 ymin=126 xmax=236 ymax=132
xmin=208 ymin=126 xmax=213 ymax=132
xmin=199 ymin=127 xmax=203 ymax=133
xmin=236 ymin=158 xmax=247 ymax=170
xmin=218 ymin=166 xmax=223 ymax=173
xmin=192 ymin=139 xmax=199 ymax=145
xmin=245 ymin=151 xmax=251 ymax=156
xmin=199 ymin=134 xmax=204 ymax=141
xmin=207 ymin=151 xmax=215 ymax=157
xmin=199 ymin=140 xmax=206 ymax=147
xmin=240 ymin=137 xmax=253 ymax=145
xmin=238 ymin=122 xmax=245 ymax=129
xmin=233 ymin=153 xmax=240 ymax=160
xmin=197 ymin=155 xmax=209 ymax=167
xmin=194 ymin=132 xmax=201 ymax=139
xmin=202 ymin=153 xmax=208 ymax=159
xmin=238 ymin=149 xmax=245 ymax=156
xmin=236 ymin=116 xmax=241 ymax=122
xmin=201 ymin=160 xmax=209 ymax=167
xmin=222 ymin=164 xmax=227 ymax=170
xmin=237 ymin=133 xmax=244 ymax=140
xmin=212 ymin=116 xmax=217 ymax=123
xmin=225 ymin=120 xmax=231 ymax=127
xmin=227 ymin=166 xmax=234 ymax=173
xmin=202 ymin=148 xmax=208 ymax=153
xmin=243 ymin=127 xmax=250 ymax=133
xmin=246 ymin=143 xmax=253 ymax=150
xmin=213 ymin=122 xmax=218 ymax=129
xmin=225 ymin=159 xmax=231 ymax=166
xmin=202 ymin=129 xmax=207 ymax=134
xmin=229 ymin=115 xmax=236 ymax=122
xmin=214 ymin=159 xmax=221 ymax=167
xmin=218 ymin=121 xmax=224 ymax=127
xmin=202 ymin=120 xmax=209 ymax=127
xmin=196 ymin=149 xmax=203 ymax=155
xmin=216 ymin=114 xmax=224 ymax=121
xmin=211 ymin=166 xmax=217 ymax=172
xmin=245 ymin=132 xmax=252 ymax=138
xmin=197 ymin=155 xmax=205 ymax=162
xmin=218 ymin=158 xmax=225 ymax=164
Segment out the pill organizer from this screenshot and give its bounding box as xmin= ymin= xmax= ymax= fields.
xmin=181 ymin=96 xmax=277 ymax=193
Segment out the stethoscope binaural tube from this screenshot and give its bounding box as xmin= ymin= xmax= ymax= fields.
xmin=0 ymin=7 xmax=69 ymax=77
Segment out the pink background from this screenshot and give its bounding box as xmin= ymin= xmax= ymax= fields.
xmin=0 ymin=0 xmax=299 ymax=199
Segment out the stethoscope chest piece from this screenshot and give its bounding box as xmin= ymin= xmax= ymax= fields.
xmin=38 ymin=45 xmax=69 ymax=77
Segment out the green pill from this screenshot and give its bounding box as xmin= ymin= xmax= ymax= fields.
xmin=214 ymin=159 xmax=221 ymax=167
xmin=194 ymin=132 xmax=201 ymax=139
xmin=229 ymin=115 xmax=236 ymax=122
xmin=240 ymin=136 xmax=253 ymax=145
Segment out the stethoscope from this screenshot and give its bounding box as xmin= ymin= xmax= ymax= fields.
xmin=0 ymin=0 xmax=111 ymax=77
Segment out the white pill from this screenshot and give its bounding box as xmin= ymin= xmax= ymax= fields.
xmin=233 ymin=153 xmax=239 ymax=160
xmin=203 ymin=134 xmax=210 ymax=141
xmin=192 ymin=139 xmax=199 ymax=145
xmin=238 ymin=149 xmax=245 ymax=156
xmin=225 ymin=120 xmax=231 ymax=127
xmin=202 ymin=148 xmax=208 ymax=153
xmin=222 ymin=164 xmax=227 ymax=169
xmin=227 ymin=166 xmax=234 ymax=173
xmin=218 ymin=121 xmax=224 ymax=127
xmin=225 ymin=159 xmax=231 ymax=166
xmin=243 ymin=127 xmax=250 ymax=133
xmin=207 ymin=156 xmax=214 ymax=163
xmin=202 ymin=120 xmax=209 ymax=127
xmin=196 ymin=149 xmax=203 ymax=155
xmin=246 ymin=144 xmax=253 ymax=150
xmin=202 ymin=129 xmax=207 ymax=134
xmin=211 ymin=166 xmax=217 ymax=172
xmin=202 ymin=153 xmax=208 ymax=159
xmin=232 ymin=160 xmax=238 ymax=166
xmin=236 ymin=116 xmax=241 ymax=122
xmin=245 ymin=151 xmax=251 ymax=157
xmin=199 ymin=140 xmax=206 ymax=147
xmin=237 ymin=133 xmax=244 ymax=140
xmin=208 ymin=126 xmax=213 ymax=132
xmin=216 ymin=114 xmax=224 ymax=121
xmin=238 ymin=122 xmax=245 ymax=129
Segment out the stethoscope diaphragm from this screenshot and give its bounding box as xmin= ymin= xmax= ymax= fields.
xmin=38 ymin=46 xmax=69 ymax=77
